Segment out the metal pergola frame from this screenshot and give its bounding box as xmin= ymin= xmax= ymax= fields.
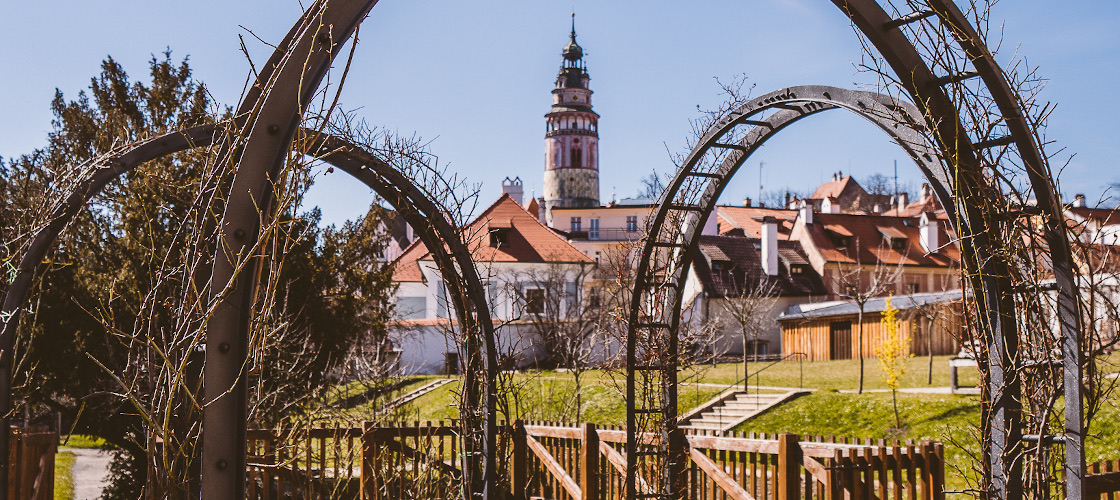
xmin=0 ymin=1 xmax=1088 ymax=499
xmin=625 ymin=80 xmax=1084 ymax=500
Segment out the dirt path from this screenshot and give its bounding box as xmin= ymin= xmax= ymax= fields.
xmin=66 ymin=448 xmax=111 ymax=500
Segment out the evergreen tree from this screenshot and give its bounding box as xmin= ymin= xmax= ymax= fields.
xmin=2 ymin=53 xmax=395 ymax=497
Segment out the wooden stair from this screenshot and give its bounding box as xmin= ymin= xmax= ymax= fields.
xmin=679 ymin=390 xmax=807 ymax=435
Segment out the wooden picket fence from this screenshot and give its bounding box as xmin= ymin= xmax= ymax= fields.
xmin=244 ymin=421 xmax=950 ymax=500
xmin=515 ymin=421 xmax=945 ymax=500
xmin=1087 ymin=458 xmax=1120 ymax=500
xmin=8 ymin=426 xmax=56 ymax=500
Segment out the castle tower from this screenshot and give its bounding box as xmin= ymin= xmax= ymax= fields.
xmin=543 ymin=15 xmax=600 ymax=220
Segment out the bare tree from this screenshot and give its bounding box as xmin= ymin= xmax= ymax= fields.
xmin=715 ymin=275 xmax=780 ymax=390
xmin=833 ymin=238 xmax=904 ymax=394
xmin=507 ymin=261 xmax=600 ymax=421
xmin=904 ymin=267 xmax=960 ymax=384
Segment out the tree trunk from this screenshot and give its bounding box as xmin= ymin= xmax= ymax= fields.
xmin=743 ymin=332 xmax=749 ymax=391
xmin=857 ymin=305 xmax=865 ymax=394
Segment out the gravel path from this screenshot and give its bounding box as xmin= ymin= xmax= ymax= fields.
xmin=66 ymin=448 xmax=111 ymax=500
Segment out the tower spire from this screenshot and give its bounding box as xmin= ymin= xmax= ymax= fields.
xmin=542 ymin=14 xmax=600 ymax=222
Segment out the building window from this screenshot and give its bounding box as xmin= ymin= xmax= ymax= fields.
xmin=589 ymin=218 xmax=600 ymax=239
xmin=570 ymin=217 xmax=582 ymax=233
xmin=570 ymin=148 xmax=583 ymax=168
xmin=525 ymin=288 xmax=545 ymax=315
xmin=907 ymin=282 xmax=921 ymax=294
xmin=626 ymin=216 xmax=639 ymax=232
xmin=891 ymin=237 xmax=907 ymax=251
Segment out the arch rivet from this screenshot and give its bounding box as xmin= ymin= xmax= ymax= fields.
xmin=268 ymin=124 xmax=280 ymax=135
xmin=216 ymin=459 xmax=227 ymax=470
xmin=317 ymin=33 xmax=332 ymax=45
xmin=219 ymin=343 xmax=231 ymax=353
xmin=233 ymin=229 xmax=246 ymax=240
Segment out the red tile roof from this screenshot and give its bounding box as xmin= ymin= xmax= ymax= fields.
xmin=390 ymin=194 xmax=592 ymax=282
xmin=805 ymin=213 xmax=960 ymax=267
xmin=882 ymin=193 xmax=945 ymax=217
xmin=810 ymin=175 xmax=858 ymax=200
xmin=716 ymin=206 xmax=798 ymax=237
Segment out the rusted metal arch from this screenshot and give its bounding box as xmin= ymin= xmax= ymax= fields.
xmin=831 ymin=2 xmax=1084 ymax=498
xmin=0 ymin=123 xmax=500 ymax=498
xmin=624 ymin=85 xmax=953 ymax=499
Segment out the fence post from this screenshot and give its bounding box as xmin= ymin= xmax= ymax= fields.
xmin=360 ymin=422 xmax=376 ymax=500
xmin=512 ymin=420 xmax=527 ymax=500
xmin=919 ymin=440 xmax=933 ymax=500
xmin=581 ymin=422 xmax=600 ymax=500
xmin=929 ymin=442 xmax=945 ymax=500
xmin=778 ymin=433 xmax=802 ymax=500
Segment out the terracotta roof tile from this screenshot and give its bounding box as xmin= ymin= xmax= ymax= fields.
xmin=806 ymin=213 xmax=960 ymax=268
xmin=716 ymin=206 xmax=798 ymax=237
xmin=389 ymin=194 xmax=592 ymax=281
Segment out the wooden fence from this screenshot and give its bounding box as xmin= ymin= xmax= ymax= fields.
xmin=245 ymin=421 xmax=947 ymax=500
xmin=8 ymin=426 xmax=56 ymax=500
xmin=1087 ymin=458 xmax=1120 ymax=500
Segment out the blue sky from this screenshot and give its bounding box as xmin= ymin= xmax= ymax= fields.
xmin=3 ymin=1 xmax=1118 ymax=226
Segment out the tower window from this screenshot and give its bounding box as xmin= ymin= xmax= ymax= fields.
xmin=570 ymin=148 xmax=582 ymax=168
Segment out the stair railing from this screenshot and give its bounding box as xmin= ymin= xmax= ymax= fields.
xmin=727 ymin=352 xmax=808 ymax=395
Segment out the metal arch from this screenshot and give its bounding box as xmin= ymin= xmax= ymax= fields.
xmin=831 ymin=2 xmax=1084 ymax=497
xmin=624 ymin=85 xmax=952 ymax=499
xmin=0 ymin=123 xmax=500 ymax=497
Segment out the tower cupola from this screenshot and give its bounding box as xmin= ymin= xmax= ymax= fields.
xmin=542 ymin=13 xmax=600 ymax=222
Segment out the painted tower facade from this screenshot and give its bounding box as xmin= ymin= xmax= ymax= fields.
xmin=543 ymin=18 xmax=600 ymax=220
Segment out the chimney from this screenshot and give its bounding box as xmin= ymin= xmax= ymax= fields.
xmin=761 ymin=216 xmax=779 ymax=276
xmin=537 ymin=196 xmax=547 ymax=223
xmin=920 ymin=211 xmax=939 ymax=254
xmin=799 ymin=200 xmax=814 ymax=225
xmin=1072 ymin=194 xmax=1086 ymax=208
xmin=872 ymin=203 xmax=882 ymax=214
xmin=920 ymin=183 xmax=932 ymax=200
xmin=743 ymin=197 xmax=752 ymax=207
xmin=896 ymin=192 xmax=908 ymax=212
xmin=502 ymin=177 xmax=524 ymax=205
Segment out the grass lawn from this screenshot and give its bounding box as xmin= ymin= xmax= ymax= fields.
xmin=54 ymin=450 xmax=75 ymax=500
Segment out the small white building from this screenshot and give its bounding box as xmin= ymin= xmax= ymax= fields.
xmin=389 ymin=193 xmax=595 ymax=374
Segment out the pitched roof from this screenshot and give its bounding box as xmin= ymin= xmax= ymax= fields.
xmin=810 ymin=175 xmax=861 ymax=200
xmin=716 ymin=206 xmax=798 ymax=237
xmin=882 ymin=192 xmax=946 ymax=217
xmin=693 ymin=235 xmax=826 ymax=298
xmin=804 ymin=213 xmax=960 ymax=267
xmin=779 ymin=289 xmax=963 ymax=321
xmin=1067 ymin=207 xmax=1120 ymax=226
xmin=389 ymin=194 xmax=592 ymax=282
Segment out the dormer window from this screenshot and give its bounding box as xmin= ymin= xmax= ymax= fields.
xmin=489 ymin=228 xmax=510 ymax=248
xmin=711 ymin=260 xmax=732 ymax=272
xmin=830 ymin=233 xmax=852 ymax=248
xmin=790 ymin=265 xmax=805 ymax=274
xmin=878 ymin=226 xmax=909 ymax=251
